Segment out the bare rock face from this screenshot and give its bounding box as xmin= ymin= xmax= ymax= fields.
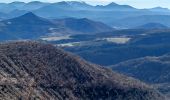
xmin=0 ymin=42 xmax=165 ymax=100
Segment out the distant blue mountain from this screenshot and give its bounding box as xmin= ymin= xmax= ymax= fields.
xmin=7 ymin=9 xmax=28 ymax=18
xmin=114 ymin=15 xmax=170 ymax=28
xmin=66 ymin=1 xmax=93 ymax=9
xmin=21 ymin=1 xmax=50 ymax=11
xmin=149 ymin=7 xmax=170 ymax=12
xmin=0 ymin=3 xmax=17 ymax=13
xmin=135 ymin=23 xmax=168 ymax=29
xmin=0 ymin=12 xmax=113 ymax=40
xmin=8 ymin=1 xmax=25 ymax=8
xmin=33 ymin=1 xmax=140 ymax=23
xmin=0 ymin=12 xmax=55 ymax=39
xmin=54 ymin=18 xmax=113 ymax=34
xmin=0 ymin=1 xmax=170 ymax=28
xmin=96 ymin=2 xmax=136 ymax=10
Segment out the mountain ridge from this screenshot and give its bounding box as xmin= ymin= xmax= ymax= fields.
xmin=0 ymin=41 xmax=166 ymax=100
xmin=135 ymin=23 xmax=168 ymax=29
xmin=0 ymin=12 xmax=113 ymax=40
xmin=0 ymin=1 xmax=170 ymax=28
xmin=110 ymin=54 xmax=170 ymax=96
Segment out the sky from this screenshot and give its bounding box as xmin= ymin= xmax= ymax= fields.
xmin=1 ymin=0 xmax=170 ymax=9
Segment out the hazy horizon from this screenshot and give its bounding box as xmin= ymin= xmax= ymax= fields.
xmin=1 ymin=0 xmax=170 ymax=9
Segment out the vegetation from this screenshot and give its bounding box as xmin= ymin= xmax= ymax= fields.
xmin=0 ymin=42 xmax=165 ymax=100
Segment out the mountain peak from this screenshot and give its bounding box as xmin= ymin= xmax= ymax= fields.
xmin=106 ymin=2 xmax=119 ymax=6
xmin=99 ymin=2 xmax=135 ymax=10
xmin=3 ymin=12 xmax=40 ymax=22
xmin=1 ymin=12 xmax=55 ymax=39
xmin=6 ymin=11 xmax=54 ymax=25
xmin=20 ymin=12 xmax=39 ymax=19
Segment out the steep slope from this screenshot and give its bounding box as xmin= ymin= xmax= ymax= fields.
xmin=0 ymin=42 xmax=165 ymax=100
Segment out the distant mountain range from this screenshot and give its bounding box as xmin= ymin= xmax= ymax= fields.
xmin=0 ymin=1 xmax=170 ymax=28
xmin=0 ymin=12 xmax=112 ymax=40
xmin=114 ymin=15 xmax=170 ymax=28
xmin=135 ymin=23 xmax=168 ymax=29
xmin=96 ymin=2 xmax=136 ymax=10
xmin=0 ymin=41 xmax=165 ymax=100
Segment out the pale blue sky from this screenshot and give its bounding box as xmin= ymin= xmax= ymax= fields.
xmin=2 ymin=0 xmax=170 ymax=9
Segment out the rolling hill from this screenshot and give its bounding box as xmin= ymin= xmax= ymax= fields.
xmin=111 ymin=54 xmax=170 ymax=96
xmin=111 ymin=54 xmax=170 ymax=84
